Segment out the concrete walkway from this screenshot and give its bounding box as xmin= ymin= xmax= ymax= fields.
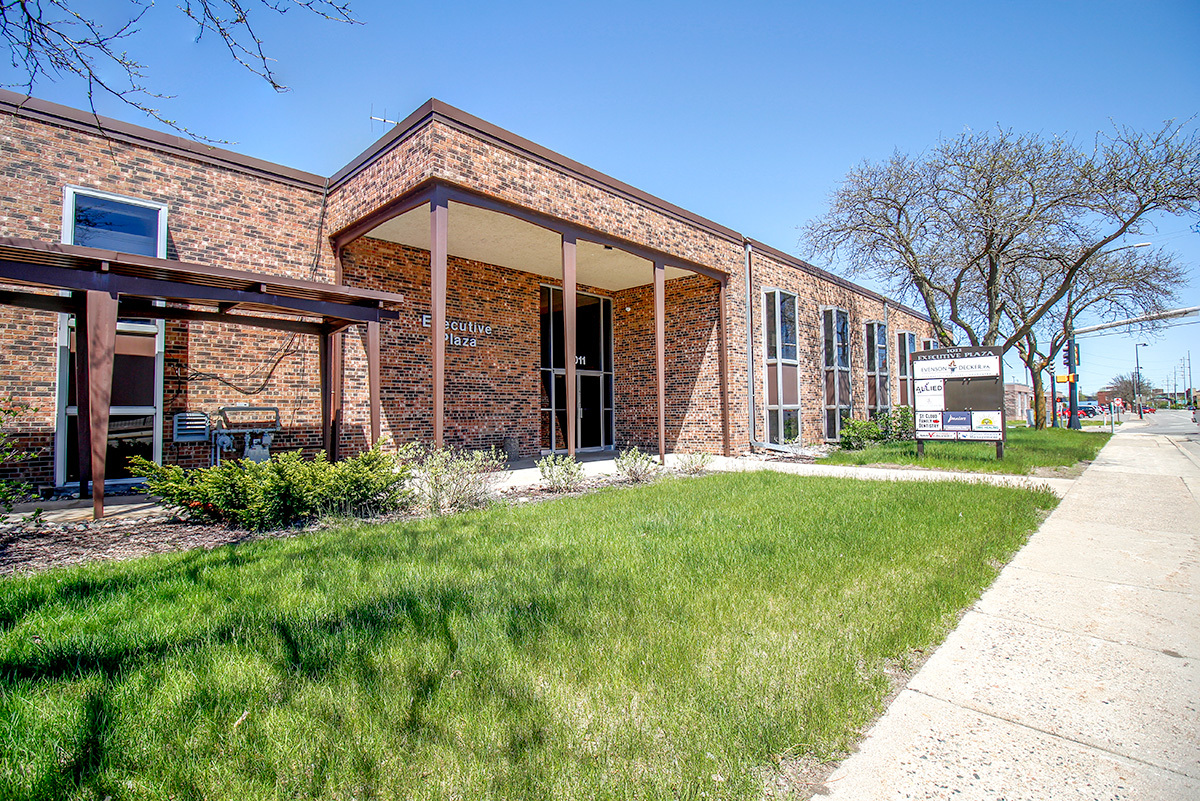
xmin=816 ymin=421 xmax=1200 ymax=799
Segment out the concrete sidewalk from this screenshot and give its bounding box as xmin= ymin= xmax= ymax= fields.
xmin=816 ymin=425 xmax=1200 ymax=799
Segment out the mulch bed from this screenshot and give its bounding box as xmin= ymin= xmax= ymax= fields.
xmin=0 ymin=471 xmax=697 ymax=577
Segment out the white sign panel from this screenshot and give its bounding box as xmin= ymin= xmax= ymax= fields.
xmin=959 ymin=431 xmax=1003 ymax=441
xmin=971 ymin=411 xmax=1003 ymax=432
xmin=913 ymin=354 xmax=1002 ymax=379
xmin=913 ymin=379 xmax=945 ymax=411
xmin=915 ymin=411 xmax=942 ymax=430
xmin=920 ymin=431 xmax=957 ymax=440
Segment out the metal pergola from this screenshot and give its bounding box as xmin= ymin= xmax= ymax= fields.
xmin=0 ymin=237 xmax=404 ymax=519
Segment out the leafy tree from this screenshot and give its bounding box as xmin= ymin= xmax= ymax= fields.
xmin=1 ymin=0 xmax=357 ymax=138
xmin=803 ymin=124 xmax=1200 ymax=353
xmin=1005 ymin=245 xmax=1184 ymax=428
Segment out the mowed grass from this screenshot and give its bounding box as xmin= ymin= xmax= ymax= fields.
xmin=0 ymin=472 xmax=1058 ymax=801
xmin=820 ymin=425 xmax=1111 ymax=474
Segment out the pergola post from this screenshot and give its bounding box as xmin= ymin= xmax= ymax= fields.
xmin=654 ymin=260 xmax=666 ymax=465
xmin=320 ymin=329 xmax=334 ymax=457
xmin=562 ymin=235 xmax=577 ymax=458
xmin=431 ymin=195 xmax=448 ymax=448
xmin=84 ymin=290 xmax=118 ymax=519
xmin=366 ymin=320 xmax=381 ymax=446
xmin=718 ymin=278 xmax=730 ymax=457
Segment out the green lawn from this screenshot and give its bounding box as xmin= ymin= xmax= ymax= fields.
xmin=1 ymin=472 xmax=1057 ymax=801
xmin=820 ymin=425 xmax=1111 ymax=474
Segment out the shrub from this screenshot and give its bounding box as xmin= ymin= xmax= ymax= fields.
xmin=406 ymin=446 xmax=505 ymax=515
xmin=130 ymin=445 xmax=409 ymax=530
xmin=675 ymin=451 xmax=713 ymax=475
xmin=537 ymin=453 xmax=584 ymax=493
xmin=882 ymin=405 xmax=916 ymax=442
xmin=0 ymin=398 xmax=36 ymax=513
xmin=838 ymin=419 xmax=883 ymax=450
xmin=614 ymin=447 xmax=659 ymax=483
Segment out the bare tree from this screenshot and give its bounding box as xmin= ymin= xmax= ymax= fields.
xmin=1 ymin=0 xmax=357 ymax=139
xmin=803 ymin=123 xmax=1200 ymax=353
xmin=1103 ymin=372 xmax=1159 ymax=410
xmin=1004 ymin=246 xmax=1184 ymax=428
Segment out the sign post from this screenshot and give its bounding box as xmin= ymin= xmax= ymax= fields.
xmin=911 ymin=346 xmax=1006 ymax=460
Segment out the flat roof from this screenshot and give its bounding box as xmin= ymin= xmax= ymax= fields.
xmin=1 ymin=89 xmax=925 ymax=319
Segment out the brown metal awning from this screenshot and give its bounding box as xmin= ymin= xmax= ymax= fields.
xmin=0 ymin=237 xmax=404 ymax=519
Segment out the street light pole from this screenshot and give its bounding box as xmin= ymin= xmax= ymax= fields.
xmin=1135 ymin=342 xmax=1149 ymax=420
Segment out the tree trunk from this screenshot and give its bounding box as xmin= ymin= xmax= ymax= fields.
xmin=1030 ymin=367 xmax=1047 ymax=429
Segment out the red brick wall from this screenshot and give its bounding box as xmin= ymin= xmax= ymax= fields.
xmin=0 ymin=107 xmax=333 ymax=487
xmin=748 ymin=249 xmax=933 ymax=445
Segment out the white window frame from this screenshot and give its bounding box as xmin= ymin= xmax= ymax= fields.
xmin=56 ymin=187 xmax=168 ymax=487
xmin=896 ymin=331 xmax=917 ymax=407
xmin=821 ymin=306 xmax=852 ymax=441
xmin=864 ymin=320 xmax=890 ymax=417
xmin=761 ymin=288 xmax=802 ymax=445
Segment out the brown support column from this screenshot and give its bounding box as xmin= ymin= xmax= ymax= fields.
xmin=562 ymin=235 xmax=577 ymax=458
xmin=85 ymin=290 xmax=118 ymax=519
xmin=331 ymin=247 xmax=345 ymax=460
xmin=319 ymin=329 xmax=333 ymax=456
xmin=718 ymin=278 xmax=731 ymax=457
xmin=366 ymin=320 xmax=381 ymax=446
xmin=73 ymin=293 xmax=92 ymax=498
xmin=654 ymin=261 xmax=666 ymax=465
xmin=431 ymin=196 xmax=448 ymax=448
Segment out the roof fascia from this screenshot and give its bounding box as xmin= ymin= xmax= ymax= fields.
xmin=0 ymin=89 xmax=327 ymax=190
xmin=747 ymin=238 xmax=931 ymax=322
xmin=329 ymin=98 xmax=742 ymax=245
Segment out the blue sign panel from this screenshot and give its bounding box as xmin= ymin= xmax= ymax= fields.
xmin=942 ymin=411 xmax=972 ymax=431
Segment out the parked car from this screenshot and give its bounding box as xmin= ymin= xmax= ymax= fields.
xmin=1142 ymin=405 xmax=1157 ymax=414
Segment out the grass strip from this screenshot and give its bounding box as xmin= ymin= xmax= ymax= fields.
xmin=819 ymin=425 xmax=1110 ymax=474
xmin=0 ymin=472 xmax=1057 ymax=800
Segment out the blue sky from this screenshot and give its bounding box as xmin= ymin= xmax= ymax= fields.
xmin=8 ymin=0 xmax=1200 ymax=396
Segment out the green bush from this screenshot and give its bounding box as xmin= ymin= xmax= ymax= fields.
xmin=537 ymin=453 xmax=585 ymax=492
xmin=882 ymin=405 xmax=916 ymax=442
xmin=130 ymin=445 xmax=409 ymax=530
xmin=614 ymin=447 xmax=659 ymax=482
xmin=839 ymin=419 xmax=883 ymax=450
xmin=405 ymin=445 xmax=505 ymax=515
xmin=0 ymin=398 xmax=36 ymax=513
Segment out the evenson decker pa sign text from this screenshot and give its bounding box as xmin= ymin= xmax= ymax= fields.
xmin=910 ymin=346 xmax=1005 ymax=445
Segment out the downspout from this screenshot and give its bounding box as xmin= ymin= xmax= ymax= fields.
xmin=744 ymin=240 xmax=755 ymax=450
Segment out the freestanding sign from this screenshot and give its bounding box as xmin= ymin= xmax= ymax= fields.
xmin=910 ymin=346 xmax=1006 ymax=459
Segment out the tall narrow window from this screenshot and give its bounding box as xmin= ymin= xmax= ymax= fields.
xmin=865 ymin=321 xmax=889 ymax=417
xmin=763 ymin=290 xmax=800 ymax=444
xmin=823 ymin=307 xmax=852 ymax=440
xmin=57 ymin=187 xmax=167 ymax=486
xmin=896 ymin=331 xmax=917 ymax=406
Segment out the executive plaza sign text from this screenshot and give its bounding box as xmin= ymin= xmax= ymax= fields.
xmin=911 ymin=346 xmax=1005 ymax=442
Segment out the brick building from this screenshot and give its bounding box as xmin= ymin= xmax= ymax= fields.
xmin=0 ymin=91 xmax=933 ymax=504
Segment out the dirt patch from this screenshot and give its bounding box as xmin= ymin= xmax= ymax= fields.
xmin=1031 ymin=460 xmax=1091 ymax=480
xmin=759 ymin=644 xmax=937 ymax=799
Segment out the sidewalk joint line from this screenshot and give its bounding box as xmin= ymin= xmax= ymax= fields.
xmin=906 ymin=688 xmax=1198 ymax=780
xmin=969 ymin=607 xmax=1197 ymax=657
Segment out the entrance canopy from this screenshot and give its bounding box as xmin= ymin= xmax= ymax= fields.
xmin=0 ymin=237 xmax=405 ymax=519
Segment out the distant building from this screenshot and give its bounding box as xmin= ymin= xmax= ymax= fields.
xmin=1004 ymin=383 xmax=1034 ymax=422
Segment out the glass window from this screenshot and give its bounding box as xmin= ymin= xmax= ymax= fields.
xmin=539 ymin=285 xmax=614 ymax=452
xmin=865 ymin=322 xmax=889 ymax=417
xmin=896 ymin=332 xmax=916 ymax=406
xmin=57 ymin=187 xmax=167 ymax=487
xmin=823 ymin=308 xmax=852 ymax=440
xmin=763 ymin=290 xmax=801 ymax=445
xmin=64 ymin=187 xmax=166 ymax=257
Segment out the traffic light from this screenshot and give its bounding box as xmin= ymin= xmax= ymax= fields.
xmin=1061 ymin=343 xmax=1080 ymax=369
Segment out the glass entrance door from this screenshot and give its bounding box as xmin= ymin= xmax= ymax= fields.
xmin=539 ymin=286 xmax=614 ymax=452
